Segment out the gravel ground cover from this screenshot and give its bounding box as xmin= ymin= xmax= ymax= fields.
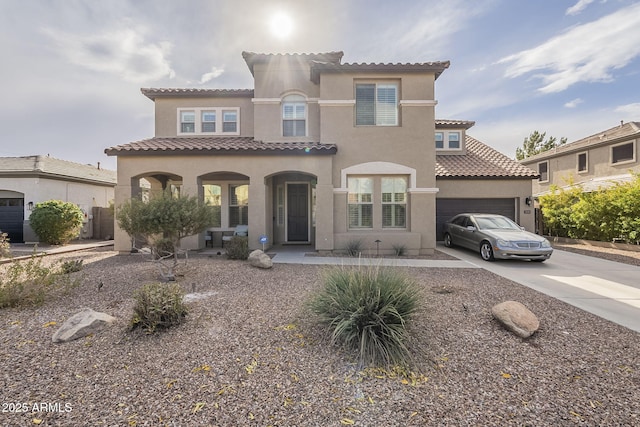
xmin=1 ymin=246 xmax=639 ymax=426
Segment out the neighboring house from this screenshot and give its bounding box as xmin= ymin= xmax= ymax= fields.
xmin=520 ymin=121 xmax=640 ymax=197
xmin=0 ymin=155 xmax=116 ymax=243
xmin=105 ymin=51 xmax=536 ymax=255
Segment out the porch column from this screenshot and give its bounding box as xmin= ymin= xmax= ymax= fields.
xmin=248 ymin=179 xmax=267 ymax=251
xmin=113 ymin=184 xmax=132 ymax=253
xmin=315 ymin=183 xmax=334 ymax=251
xmin=180 ymin=178 xmax=200 ymax=250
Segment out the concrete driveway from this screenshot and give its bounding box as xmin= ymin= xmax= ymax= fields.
xmin=437 ymin=243 xmax=640 ymax=333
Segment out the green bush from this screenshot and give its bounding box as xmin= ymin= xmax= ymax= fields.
xmin=131 ymin=282 xmax=188 ymax=333
xmin=225 ymin=236 xmax=249 ymax=260
xmin=540 ymin=175 xmax=640 ymax=243
xmin=29 ymin=200 xmax=84 ymax=245
xmin=0 ymin=256 xmax=79 ymax=308
xmin=0 ymin=232 xmax=10 ymax=258
xmin=309 ymin=264 xmax=420 ymax=367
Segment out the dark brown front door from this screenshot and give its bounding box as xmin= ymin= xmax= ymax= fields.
xmin=287 ymin=184 xmax=308 ymax=241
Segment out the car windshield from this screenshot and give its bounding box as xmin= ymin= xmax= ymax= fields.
xmin=474 ymin=216 xmax=521 ymax=231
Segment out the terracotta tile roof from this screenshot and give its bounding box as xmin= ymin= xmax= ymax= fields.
xmin=437 ymin=136 xmax=538 ymax=179
xmin=141 ymin=88 xmax=253 ymax=100
xmin=105 ymin=137 xmax=337 ymax=156
xmin=521 ymin=121 xmax=640 ymax=164
xmin=436 ymin=119 xmax=475 ymax=129
xmin=310 ymin=60 xmax=450 ymax=83
xmin=0 ymin=155 xmax=116 ymax=185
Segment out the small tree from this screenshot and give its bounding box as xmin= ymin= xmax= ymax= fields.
xmin=516 ymin=131 xmax=567 ymax=160
xmin=116 ymin=190 xmax=218 ymax=280
xmin=29 ymin=200 xmax=84 ymax=245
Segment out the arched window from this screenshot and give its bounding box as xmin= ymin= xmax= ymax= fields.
xmin=282 ymin=94 xmax=306 ymax=137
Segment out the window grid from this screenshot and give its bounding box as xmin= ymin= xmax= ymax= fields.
xmin=381 ymin=177 xmax=407 ymax=228
xmin=222 ymin=111 xmax=238 ymax=133
xmin=203 ymin=185 xmax=222 ymax=228
xmin=355 ymin=83 xmax=398 ymax=126
xmin=538 ymin=162 xmax=549 ymax=182
xmin=202 ymin=111 xmax=216 ymax=133
xmin=348 ymin=177 xmax=373 ymax=228
xmin=181 ymin=111 xmax=195 ymax=133
xmin=229 ymin=184 xmax=248 ymax=227
xmin=178 ymin=108 xmax=239 ymax=135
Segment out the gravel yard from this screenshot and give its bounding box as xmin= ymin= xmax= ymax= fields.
xmin=1 ymin=246 xmax=639 ymax=426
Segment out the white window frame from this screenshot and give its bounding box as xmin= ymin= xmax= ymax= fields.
xmin=282 ymin=94 xmax=307 ymax=137
xmin=610 ymin=140 xmax=636 ymax=165
xmin=348 ymin=177 xmax=373 ymax=229
xmin=180 ymin=111 xmax=196 ymax=133
xmin=381 ymin=177 xmax=407 ymax=229
xmin=201 ymin=111 xmax=216 ymax=133
xmin=355 ymin=82 xmax=399 ymax=126
xmin=577 ymin=151 xmax=588 ymax=173
xmin=435 ymin=131 xmax=463 ymax=151
xmin=177 ymin=107 xmax=240 ymax=136
xmin=538 ymin=161 xmax=549 ymax=183
xmin=229 ymin=184 xmax=249 ymax=228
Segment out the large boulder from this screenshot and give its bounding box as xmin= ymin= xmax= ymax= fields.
xmin=248 ymin=249 xmax=273 ymax=269
xmin=52 ymin=308 xmax=117 ymax=343
xmin=491 ymin=301 xmax=539 ymax=338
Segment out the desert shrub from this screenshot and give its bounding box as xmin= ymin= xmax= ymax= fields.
xmin=0 ymin=256 xmax=79 ymax=308
xmin=151 ymin=237 xmax=175 ymax=260
xmin=60 ymin=259 xmax=83 ymax=274
xmin=345 ymin=239 xmax=363 ymax=257
xmin=29 ymin=200 xmax=84 ymax=245
xmin=225 ymin=236 xmax=249 ymax=260
xmin=392 ymin=244 xmax=407 ymax=257
xmin=0 ymin=232 xmax=10 ymax=258
xmin=309 ymin=264 xmax=420 ymax=367
xmin=131 ymin=282 xmax=188 ymax=333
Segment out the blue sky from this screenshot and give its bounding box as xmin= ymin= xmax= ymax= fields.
xmin=1 ymin=0 xmax=639 ymax=170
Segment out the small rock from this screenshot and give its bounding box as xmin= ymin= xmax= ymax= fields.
xmin=491 ymin=301 xmax=539 ymax=338
xmin=52 ymin=308 xmax=116 ymax=343
xmin=248 ymin=249 xmax=273 ymax=269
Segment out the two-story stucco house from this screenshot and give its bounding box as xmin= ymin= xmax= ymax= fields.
xmin=520 ymin=121 xmax=640 ymax=197
xmin=105 ymin=51 xmax=537 ymax=255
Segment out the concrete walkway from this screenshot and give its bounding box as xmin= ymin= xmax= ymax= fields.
xmin=271 ymin=250 xmax=474 ymax=268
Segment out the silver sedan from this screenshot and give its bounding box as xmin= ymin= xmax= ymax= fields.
xmin=443 ymin=213 xmax=553 ymax=262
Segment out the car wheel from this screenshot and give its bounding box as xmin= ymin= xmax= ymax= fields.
xmin=443 ymin=233 xmax=453 ymax=248
xmin=480 ymin=241 xmax=495 ymax=261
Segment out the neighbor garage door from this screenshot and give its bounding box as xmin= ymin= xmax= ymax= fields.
xmin=436 ymin=198 xmax=515 ymax=240
xmin=0 ymin=198 xmax=24 ymax=243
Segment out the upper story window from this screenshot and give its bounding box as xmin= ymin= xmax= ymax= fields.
xmin=181 ymin=111 xmax=196 ymax=133
xmin=282 ymin=94 xmax=306 ymax=137
xmin=177 ymin=108 xmax=240 ymax=136
xmin=538 ymin=161 xmax=549 ymax=182
xmin=436 ymin=131 xmax=462 ymax=150
xmin=577 ymin=152 xmax=588 ymax=173
xmin=202 ymin=111 xmax=216 ymax=133
xmin=611 ymin=141 xmax=635 ymax=164
xmin=355 ymin=82 xmax=398 ymax=126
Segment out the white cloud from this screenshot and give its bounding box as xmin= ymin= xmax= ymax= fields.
xmin=200 ymin=66 xmax=225 ymax=84
xmin=498 ymin=3 xmax=640 ymax=93
xmin=614 ymin=102 xmax=640 ymax=116
xmin=43 ymin=27 xmax=175 ymax=83
xmin=566 ymin=0 xmax=596 ymax=15
xmin=564 ymin=98 xmax=584 ymax=108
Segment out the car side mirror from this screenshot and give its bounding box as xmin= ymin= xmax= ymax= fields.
xmin=466 ymin=225 xmax=476 ymax=231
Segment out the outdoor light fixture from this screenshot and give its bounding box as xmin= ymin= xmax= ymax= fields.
xmin=525 ymin=197 xmax=532 ymax=206
xmin=27 ymin=201 xmax=34 ymax=210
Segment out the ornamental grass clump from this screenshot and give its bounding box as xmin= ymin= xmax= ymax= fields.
xmin=131 ymin=282 xmax=188 ymax=333
xmin=309 ymin=264 xmax=420 ymax=367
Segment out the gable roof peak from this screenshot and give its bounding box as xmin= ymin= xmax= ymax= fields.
xmin=242 ymin=51 xmax=344 ymax=75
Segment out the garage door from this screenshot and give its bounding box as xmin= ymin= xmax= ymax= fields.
xmin=0 ymin=198 xmax=24 ymax=243
xmin=436 ymin=198 xmax=515 ymax=240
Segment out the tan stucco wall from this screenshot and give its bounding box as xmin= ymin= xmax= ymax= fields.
xmin=436 ymin=179 xmax=535 ymax=232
